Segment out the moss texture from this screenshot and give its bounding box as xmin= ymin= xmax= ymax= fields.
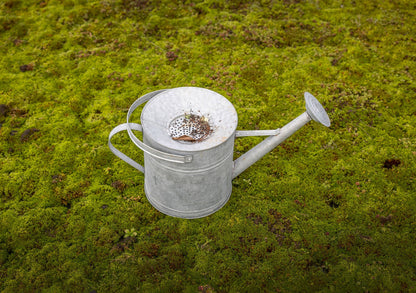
xmin=1 ymin=0 xmax=416 ymax=292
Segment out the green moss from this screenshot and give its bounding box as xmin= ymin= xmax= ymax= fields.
xmin=1 ymin=0 xmax=416 ymax=291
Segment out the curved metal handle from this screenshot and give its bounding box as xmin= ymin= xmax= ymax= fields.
xmin=108 ymin=123 xmax=145 ymax=173
xmin=125 ymin=90 xmax=193 ymax=164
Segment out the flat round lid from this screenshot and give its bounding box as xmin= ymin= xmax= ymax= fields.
xmin=141 ymin=87 xmax=238 ymax=151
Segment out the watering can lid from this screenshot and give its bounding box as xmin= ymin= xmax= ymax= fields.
xmin=141 ymin=87 xmax=238 ymax=152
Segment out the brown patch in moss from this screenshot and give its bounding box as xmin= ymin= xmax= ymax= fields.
xmin=111 ymin=236 xmax=137 ymax=254
xmin=337 ymin=234 xmax=357 ymax=251
xmin=138 ymin=242 xmax=160 ymax=258
xmin=376 ymin=214 xmax=393 ymax=225
xmin=267 ymin=209 xmax=292 ymax=245
xmin=10 ymin=108 xmax=27 ymax=117
xmin=166 ymin=51 xmax=178 ymax=61
xmin=165 ymin=248 xmax=185 ymax=270
xmin=20 ymin=128 xmax=40 ymax=142
xmin=60 ymin=190 xmax=84 ymax=207
xmin=112 ymin=180 xmax=127 ymax=192
xmin=198 ymin=284 xmax=215 ymax=293
xmin=325 ymin=194 xmax=342 ymax=208
xmin=19 ymin=64 xmax=34 ymax=72
xmin=0 ymin=104 xmax=10 ymax=117
xmin=51 ymin=173 xmax=66 ymax=184
xmin=383 ymin=159 xmax=401 ymax=169
xmin=294 ymin=199 xmax=306 ymax=208
xmin=247 ymin=213 xmax=263 ymax=225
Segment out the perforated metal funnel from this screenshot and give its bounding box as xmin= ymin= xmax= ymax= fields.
xmin=141 ymin=87 xmax=238 ymax=152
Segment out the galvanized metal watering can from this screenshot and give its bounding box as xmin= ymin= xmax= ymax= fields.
xmin=109 ymin=87 xmax=330 ymax=219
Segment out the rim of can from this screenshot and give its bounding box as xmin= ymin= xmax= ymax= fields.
xmin=141 ymin=87 xmax=238 ymax=152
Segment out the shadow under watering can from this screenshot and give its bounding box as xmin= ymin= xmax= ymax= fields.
xmin=109 ymin=87 xmax=330 ymax=219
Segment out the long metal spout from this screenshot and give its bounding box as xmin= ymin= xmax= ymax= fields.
xmin=232 ymin=92 xmax=330 ymax=179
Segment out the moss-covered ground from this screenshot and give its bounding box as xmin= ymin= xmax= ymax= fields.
xmin=1 ymin=0 xmax=416 ymax=292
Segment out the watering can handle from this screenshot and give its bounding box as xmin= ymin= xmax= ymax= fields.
xmin=108 ymin=123 xmax=145 ymax=173
xmin=126 ymin=90 xmax=193 ymax=163
xmin=109 ymin=89 xmax=192 ymax=167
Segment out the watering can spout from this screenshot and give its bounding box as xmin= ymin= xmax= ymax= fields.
xmin=232 ymin=92 xmax=330 ymax=179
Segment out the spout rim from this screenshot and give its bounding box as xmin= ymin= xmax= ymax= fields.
xmin=304 ymin=92 xmax=331 ymax=127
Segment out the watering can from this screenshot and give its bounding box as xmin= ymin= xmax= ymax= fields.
xmin=109 ymin=87 xmax=330 ymax=219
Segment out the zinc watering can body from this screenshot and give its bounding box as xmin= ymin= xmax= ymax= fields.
xmin=109 ymin=87 xmax=330 ymax=219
